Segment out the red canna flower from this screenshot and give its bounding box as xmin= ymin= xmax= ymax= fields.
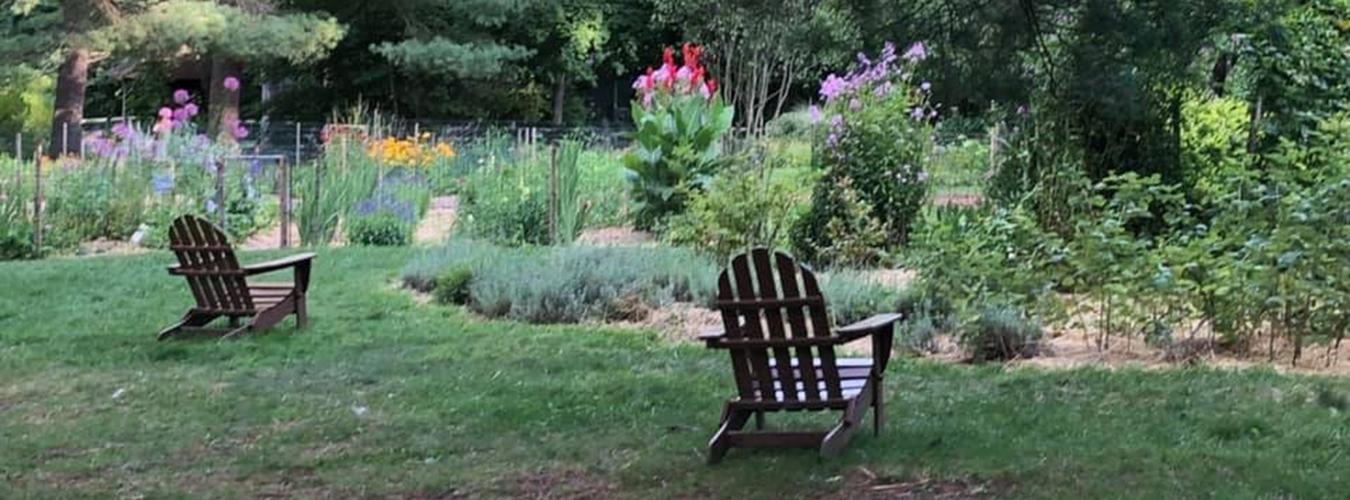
xmin=644 ymin=67 xmax=656 ymax=92
xmin=706 ymin=79 xmax=718 ymax=100
xmin=663 ymin=47 xmax=675 ymax=68
xmin=682 ymin=43 xmax=703 ymax=70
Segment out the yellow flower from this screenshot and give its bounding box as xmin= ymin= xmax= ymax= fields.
xmin=365 ymin=137 xmax=456 ymax=168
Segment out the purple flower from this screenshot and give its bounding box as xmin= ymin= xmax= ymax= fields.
xmin=903 ymin=42 xmax=928 ymax=63
xmin=249 ymin=159 xmax=265 ymax=178
xmin=1017 ymin=105 xmax=1028 ymax=116
xmin=874 ymin=82 xmax=893 ymax=98
xmin=172 ymin=107 xmax=190 ymax=123
xmin=112 ymin=122 xmax=132 ymax=139
xmin=184 ymin=103 xmax=199 ymax=117
xmin=151 ymin=171 xmax=175 ymax=196
xmin=232 ymin=124 xmax=250 ymax=140
xmin=819 ymin=74 xmax=847 ymax=103
xmin=849 ymin=98 xmax=862 ymax=111
xmin=879 ymin=42 xmax=898 ymax=65
xmin=830 ymin=115 xmax=845 ymax=130
xmin=920 ymin=81 xmax=932 ymax=92
xmin=223 ymin=76 xmax=240 ymax=91
xmin=173 ymin=89 xmax=191 ymax=105
xmin=809 ymin=105 xmax=822 ymax=123
xmin=910 ymin=106 xmax=926 ymax=120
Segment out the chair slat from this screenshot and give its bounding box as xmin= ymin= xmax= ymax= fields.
xmin=169 ymin=218 xmax=209 ymax=309
xmin=801 ymin=267 xmax=843 ymax=399
xmin=774 ymin=252 xmax=820 ymax=402
xmin=717 ymin=274 xmax=756 ymax=400
xmin=730 ymin=254 xmax=776 ymax=401
xmin=751 ymin=249 xmax=799 ymax=402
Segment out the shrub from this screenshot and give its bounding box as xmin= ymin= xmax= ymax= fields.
xmin=624 ymin=45 xmax=734 ymax=230
xmin=664 ymin=166 xmax=808 ymax=260
xmin=765 ymin=107 xmax=814 ymax=139
xmin=960 ymin=305 xmax=1043 ymax=363
xmin=794 ymin=42 xmax=935 ymax=265
xmin=404 ymin=239 xmax=901 ymax=326
xmin=433 ymin=266 xmax=474 ymax=305
xmin=459 ymin=157 xmax=549 ymax=246
xmin=346 ymin=211 xmax=412 ymax=246
xmin=1180 ymin=96 xmax=1251 ymax=202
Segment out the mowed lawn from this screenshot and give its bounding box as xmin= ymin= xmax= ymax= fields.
xmin=2 ymin=248 xmax=1349 ymax=499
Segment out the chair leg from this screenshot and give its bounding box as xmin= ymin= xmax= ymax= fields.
xmin=157 ymin=312 xmax=217 ymax=341
xmin=873 ymin=375 xmax=884 ymax=436
xmin=295 ymin=294 xmax=308 ymax=329
xmin=708 ymin=405 xmax=752 ymax=465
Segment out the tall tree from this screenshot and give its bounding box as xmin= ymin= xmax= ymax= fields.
xmin=49 ymin=0 xmax=119 ymax=155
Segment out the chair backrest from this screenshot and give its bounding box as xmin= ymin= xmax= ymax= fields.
xmin=168 ymin=215 xmax=254 ymax=314
xmin=714 ymin=248 xmax=844 ymax=403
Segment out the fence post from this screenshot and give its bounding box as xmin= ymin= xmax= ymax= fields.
xmin=989 ymin=122 xmax=1003 ymax=173
xmin=280 ymin=157 xmax=291 ymax=249
xmin=215 ymin=160 xmax=227 ymax=229
xmin=62 ymin=123 xmax=69 ymax=157
xmin=13 ymin=133 xmax=21 ymax=195
xmin=33 ymin=145 xmax=43 ymax=250
xmin=548 ymin=145 xmax=559 ymax=245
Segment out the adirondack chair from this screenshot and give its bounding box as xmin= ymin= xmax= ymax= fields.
xmin=699 ymin=248 xmax=902 ymax=463
xmin=158 ymin=215 xmax=314 ymax=340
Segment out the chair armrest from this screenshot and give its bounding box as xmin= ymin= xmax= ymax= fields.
xmin=698 ymin=328 xmax=726 ymax=348
xmin=836 ymin=313 xmax=903 ymax=341
xmin=243 ymin=253 xmax=316 ymax=276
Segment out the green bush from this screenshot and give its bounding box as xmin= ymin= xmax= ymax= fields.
xmin=961 ymin=305 xmax=1043 ymax=363
xmin=459 ymin=158 xmax=550 ymax=246
xmin=793 ymin=45 xmax=934 ymax=265
xmin=664 ymin=166 xmax=808 ymax=260
xmin=433 ymin=266 xmax=474 ymax=305
xmin=765 ymin=108 xmax=814 ymax=139
xmin=1180 ymin=96 xmax=1251 ymax=202
xmin=404 ymin=239 xmax=900 ymax=326
xmin=346 ymin=212 xmax=412 ymax=246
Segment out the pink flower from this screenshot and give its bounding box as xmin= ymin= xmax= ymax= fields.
xmin=819 ymin=74 xmax=847 ymax=103
xmin=184 ymin=103 xmax=199 ymax=117
xmin=903 ymin=42 xmax=928 ymax=62
xmin=158 ymin=107 xmax=173 ymax=120
xmin=809 ymin=105 xmax=821 ymax=123
xmin=223 ymin=76 xmax=240 ymax=91
xmin=232 ymin=124 xmax=249 ymax=140
xmin=173 ymin=89 xmax=191 ymax=104
xmin=172 ymin=107 xmax=190 ymax=123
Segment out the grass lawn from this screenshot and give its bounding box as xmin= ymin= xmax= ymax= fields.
xmin=2 ymin=247 xmax=1349 ymax=498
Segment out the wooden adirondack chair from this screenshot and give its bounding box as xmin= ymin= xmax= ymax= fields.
xmin=158 ymin=215 xmax=315 ymax=340
xmin=699 ymin=248 xmax=901 ymax=463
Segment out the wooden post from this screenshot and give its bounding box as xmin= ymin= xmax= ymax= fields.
xmin=990 ymin=122 xmax=1003 ymax=173
xmin=280 ymin=157 xmax=291 ymax=248
xmin=548 ymin=145 xmax=559 ymax=245
xmin=215 ymin=160 xmax=227 ymax=229
xmin=62 ymin=123 xmax=69 ymax=158
xmin=13 ymin=133 xmax=21 ymax=195
xmin=294 ymin=122 xmax=302 ymax=167
xmin=33 ymin=145 xmax=43 ymax=250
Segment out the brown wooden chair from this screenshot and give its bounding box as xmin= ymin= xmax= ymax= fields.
xmin=699 ymin=248 xmax=901 ymax=463
xmin=158 ymin=214 xmax=314 ymax=340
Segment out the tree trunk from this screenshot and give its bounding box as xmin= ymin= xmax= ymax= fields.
xmin=209 ymin=56 xmax=244 ymax=143
xmin=49 ymin=47 xmax=90 ymax=157
xmin=552 ymin=76 xmax=568 ymax=126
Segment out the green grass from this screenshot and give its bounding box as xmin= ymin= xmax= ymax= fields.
xmin=3 ymin=248 xmax=1349 ymax=498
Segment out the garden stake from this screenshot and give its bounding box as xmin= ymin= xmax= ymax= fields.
xmin=33 ymin=145 xmax=42 ymax=250
xmin=281 ymin=157 xmax=291 ymax=249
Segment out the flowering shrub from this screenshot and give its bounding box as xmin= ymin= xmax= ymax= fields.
xmin=623 ymin=44 xmax=734 ymax=230
xmin=366 ymin=133 xmax=457 ymax=168
xmin=792 ymin=42 xmax=936 ymax=266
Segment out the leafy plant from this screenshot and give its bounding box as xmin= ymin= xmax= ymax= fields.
xmin=794 ymin=42 xmax=935 ymax=264
xmin=664 ymin=165 xmax=807 ymax=260
xmin=623 ymin=45 xmax=734 ymax=231
xmin=960 ymin=305 xmax=1043 ymax=363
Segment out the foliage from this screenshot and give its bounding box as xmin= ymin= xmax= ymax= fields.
xmin=960 ymin=305 xmax=1043 ymax=363
xmin=0 ymin=156 xmax=36 ymax=260
xmin=404 ymin=239 xmax=716 ymax=324
xmin=459 ymin=155 xmax=550 ymax=246
xmin=793 ymin=42 xmax=934 ymax=265
xmin=623 ymin=45 xmax=733 ymax=230
xmin=432 ymin=265 xmax=474 ymax=305
xmin=346 ymin=211 xmax=413 ymax=247
xmin=663 ymin=165 xmax=807 ymax=260
xmin=906 ymin=204 xmax=1066 ymax=334
xmin=88 ymin=1 xmax=346 ymax=64
xmin=1180 ymin=95 xmax=1252 ymax=202
xmin=927 ymin=136 xmax=988 ymax=195
xmin=0 ymin=67 xmax=52 ymax=152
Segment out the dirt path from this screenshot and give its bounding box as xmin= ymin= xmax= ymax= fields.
xmin=414 ymin=196 xmax=458 ymax=246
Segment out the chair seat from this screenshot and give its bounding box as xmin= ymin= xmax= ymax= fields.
xmin=248 ymin=283 xmax=296 ymax=311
